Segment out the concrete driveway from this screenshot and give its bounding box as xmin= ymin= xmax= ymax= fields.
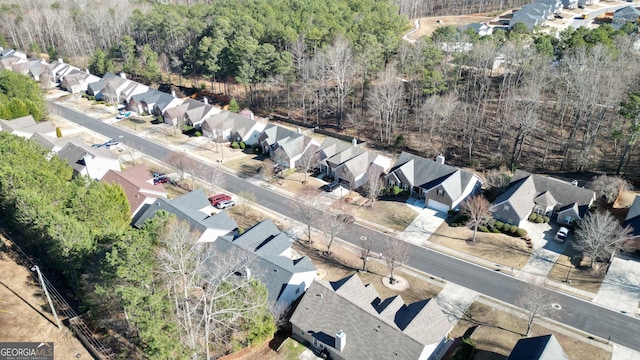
xmin=398 ymin=204 xmax=447 ymax=246
xmin=517 ymin=221 xmax=568 ymax=281
xmin=595 ymin=254 xmax=640 ymax=317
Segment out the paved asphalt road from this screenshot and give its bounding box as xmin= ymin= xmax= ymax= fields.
xmin=50 ymin=101 xmax=640 ymax=351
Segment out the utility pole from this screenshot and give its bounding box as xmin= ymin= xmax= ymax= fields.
xmin=32 ymin=265 xmax=62 ymax=330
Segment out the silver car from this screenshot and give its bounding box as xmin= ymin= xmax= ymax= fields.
xmin=555 ymin=227 xmax=570 ymax=243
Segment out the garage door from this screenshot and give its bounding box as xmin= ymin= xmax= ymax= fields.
xmin=427 ymin=199 xmax=450 ymax=213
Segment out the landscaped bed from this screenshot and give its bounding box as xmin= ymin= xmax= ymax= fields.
xmin=429 ymin=222 xmax=531 ymax=271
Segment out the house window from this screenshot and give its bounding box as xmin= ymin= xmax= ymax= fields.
xmin=564 ymin=216 xmax=572 ymax=224
xmin=296 ymin=288 xmax=300 ymax=294
xmin=503 ymin=205 xmax=510 ymax=212
xmin=437 ymin=189 xmax=444 ymax=196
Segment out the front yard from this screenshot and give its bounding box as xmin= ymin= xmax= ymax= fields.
xmin=450 ymin=299 xmax=611 ymax=360
xmin=547 ymin=242 xmax=606 ymax=297
xmin=429 ymin=222 xmax=532 ymax=271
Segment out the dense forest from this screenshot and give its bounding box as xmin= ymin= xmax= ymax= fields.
xmin=2 ymin=0 xmax=640 ymax=180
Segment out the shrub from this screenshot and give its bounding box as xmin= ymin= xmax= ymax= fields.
xmin=391 ymin=185 xmax=402 ymax=195
xmin=230 ymin=141 xmax=240 ymax=149
xmin=516 ymin=228 xmax=528 ymax=237
xmin=543 ymin=216 xmax=550 ymax=223
xmin=479 ymin=225 xmax=489 ymax=233
xmin=239 ymin=141 xmax=246 ymax=149
xmin=535 ymin=216 xmax=544 ymax=223
xmin=492 ymin=228 xmax=501 ymax=233
xmin=494 ymin=221 xmax=504 ymax=230
xmin=194 ymin=131 xmax=202 ymax=137
xmin=528 ymin=213 xmax=538 ymax=222
xmin=509 ymin=225 xmax=518 ymax=234
xmin=55 ymin=127 xmax=62 ymax=138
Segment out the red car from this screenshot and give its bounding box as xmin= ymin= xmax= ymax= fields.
xmin=208 ymin=194 xmax=232 ymax=206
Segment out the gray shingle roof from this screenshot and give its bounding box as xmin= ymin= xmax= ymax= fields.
xmin=387 ymin=152 xmax=477 ymax=199
xmin=205 ymin=219 xmax=316 ymax=304
xmin=132 ymin=189 xmax=238 ymax=236
xmin=290 ymin=275 xmax=452 ymax=360
xmin=507 ymin=334 xmax=569 ymax=360
xmin=0 ymin=115 xmax=36 ymax=131
xmin=316 ymin=138 xmax=353 ymax=160
xmin=494 ymin=170 xmax=595 ymax=219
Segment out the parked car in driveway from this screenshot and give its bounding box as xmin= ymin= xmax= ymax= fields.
xmin=215 ymin=200 xmax=235 ymax=209
xmin=153 ymin=176 xmax=172 ymax=185
xmin=555 ymin=227 xmax=570 ymax=243
xmin=324 ymin=182 xmax=340 ymax=192
xmin=209 ymin=193 xmax=232 ymax=206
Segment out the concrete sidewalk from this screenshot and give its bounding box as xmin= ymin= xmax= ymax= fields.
xmin=594 ymin=254 xmax=640 ymax=317
xmin=398 ymin=206 xmax=446 ymax=246
xmin=435 ymin=283 xmax=479 ymax=324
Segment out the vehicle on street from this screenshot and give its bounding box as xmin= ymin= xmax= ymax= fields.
xmin=555 ymin=227 xmax=570 ymax=243
xmin=215 ymin=200 xmax=235 ymax=209
xmin=209 ymin=193 xmax=232 ymax=206
xmin=324 ymin=182 xmax=340 ymax=192
xmin=153 ymin=176 xmax=172 ymax=185
xmin=104 ymin=139 xmax=119 ymax=147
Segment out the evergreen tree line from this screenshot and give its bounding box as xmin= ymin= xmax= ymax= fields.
xmin=0 ymin=130 xmax=274 ymax=358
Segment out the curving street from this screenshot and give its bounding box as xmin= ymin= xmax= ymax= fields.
xmin=49 ymin=100 xmax=640 ymax=351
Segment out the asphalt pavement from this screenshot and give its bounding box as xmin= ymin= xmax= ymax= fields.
xmin=48 ymin=100 xmax=640 ymax=351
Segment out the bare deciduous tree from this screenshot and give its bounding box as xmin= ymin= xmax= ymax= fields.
xmin=364 ymin=167 xmax=385 ymax=208
xmin=322 ymin=36 xmax=356 ymax=128
xmin=359 ymin=232 xmax=374 ymax=272
xmin=293 ymin=189 xmax=321 ymax=244
xmin=587 ymin=175 xmax=631 ymax=205
xmin=259 ymin=158 xmax=276 ymax=182
xmin=516 ymin=280 xmax=555 ymax=337
xmin=296 ymin=149 xmax=320 ymax=183
xmin=323 ymin=209 xmax=352 ymax=255
xmin=166 ymin=152 xmax=196 ymax=183
xmin=236 ymin=191 xmax=257 ymax=217
xmin=382 ymin=238 xmax=409 ymax=284
xmin=461 ymin=195 xmax=492 ymax=242
xmin=201 ymin=165 xmax=223 ymax=196
xmin=368 ymin=64 xmax=404 ymax=144
xmin=574 ymin=210 xmax=632 ymax=269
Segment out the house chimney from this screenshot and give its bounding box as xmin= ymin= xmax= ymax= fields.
xmin=436 ymin=154 xmax=445 ymax=164
xmin=244 ymin=267 xmax=251 ymax=279
xmin=297 ymin=127 xmax=301 ymax=134
xmin=171 ymin=90 xmax=176 ymax=98
xmin=85 ymin=68 xmax=90 ymax=74
xmin=203 ymin=97 xmax=208 ymax=105
xmin=58 ymin=58 xmax=63 ymax=63
xmin=571 ymin=180 xmax=578 ymax=187
xmin=336 ymin=330 xmax=346 ymax=352
xmin=352 ymin=138 xmax=357 ymax=146
xmin=119 ymin=72 xmax=127 ymax=79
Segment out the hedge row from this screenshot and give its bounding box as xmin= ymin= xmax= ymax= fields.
xmin=528 ymin=213 xmax=550 ymax=223
xmin=478 ymin=219 xmax=528 ymax=238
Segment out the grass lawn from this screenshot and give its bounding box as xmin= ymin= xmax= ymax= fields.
xmin=224 ymin=156 xmax=264 ymax=178
xmin=334 ymin=195 xmax=419 ymax=232
xmin=272 ymin=172 xmax=325 ymax=195
xmin=450 ymin=300 xmax=611 ymax=360
xmin=293 ymin=238 xmax=442 ymax=304
xmin=429 ymin=223 xmax=531 ymax=270
xmin=547 ymin=242 xmax=605 ymax=297
xmin=270 ymin=338 xmax=307 ymax=360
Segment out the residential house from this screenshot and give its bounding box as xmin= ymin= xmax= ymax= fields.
xmin=128 ymin=89 xmax=182 ymax=116
xmin=271 ymin=133 xmax=320 ymax=170
xmin=133 ymin=191 xmax=316 ymax=309
xmin=29 ymin=132 xmax=77 ymax=154
xmin=623 ymin=196 xmax=640 ymax=246
xmin=0 ymin=116 xmax=56 ymax=139
xmin=0 ymin=49 xmax=28 ymax=72
xmin=385 ymin=152 xmax=482 ymax=213
xmin=258 ymin=124 xmax=300 ymax=155
xmin=509 ymin=3 xmax=552 ymax=30
xmin=562 ymin=0 xmax=578 ymax=9
xmin=162 ymin=98 xmax=219 ymax=128
xmin=463 ymin=23 xmax=493 ymax=36
xmin=12 ymin=58 xmax=47 ymax=81
xmin=200 ymin=110 xmax=267 ymax=145
xmin=45 ymin=59 xmax=80 ymax=84
xmin=87 ymin=72 xmax=149 ymax=103
xmin=613 ymin=6 xmax=640 ymax=24
xmin=0 ymin=48 xmax=27 ymax=60
xmin=578 ymin=0 xmax=599 ymax=5
xmin=60 ymin=70 xmax=101 ymax=94
xmin=206 ymin=219 xmax=317 ymax=308
xmin=132 ymin=189 xmax=238 ymax=241
xmin=332 ymin=149 xmax=392 ymax=190
xmin=507 ymin=334 xmax=569 ymax=360
xmin=290 ymin=274 xmax=454 ymax=360
xmin=316 ymin=138 xmax=354 ymax=176
xmin=490 ymin=170 xmax=596 ymax=227
xmin=101 ymin=164 xmax=168 ymax=218
xmin=56 ymin=141 xmax=121 ymax=180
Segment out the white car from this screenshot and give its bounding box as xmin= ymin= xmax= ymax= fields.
xmin=215 ymin=200 xmax=235 ymax=209
xmin=555 ymin=227 xmax=570 ymax=243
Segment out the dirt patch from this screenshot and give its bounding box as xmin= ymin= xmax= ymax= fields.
xmin=429 ymin=223 xmax=531 ymax=270
xmin=407 ymin=15 xmax=495 ymax=40
xmin=0 ymin=238 xmax=93 ymax=359
xmin=450 ymin=301 xmax=611 ymax=360
xmin=547 ymin=242 xmax=605 ymax=296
